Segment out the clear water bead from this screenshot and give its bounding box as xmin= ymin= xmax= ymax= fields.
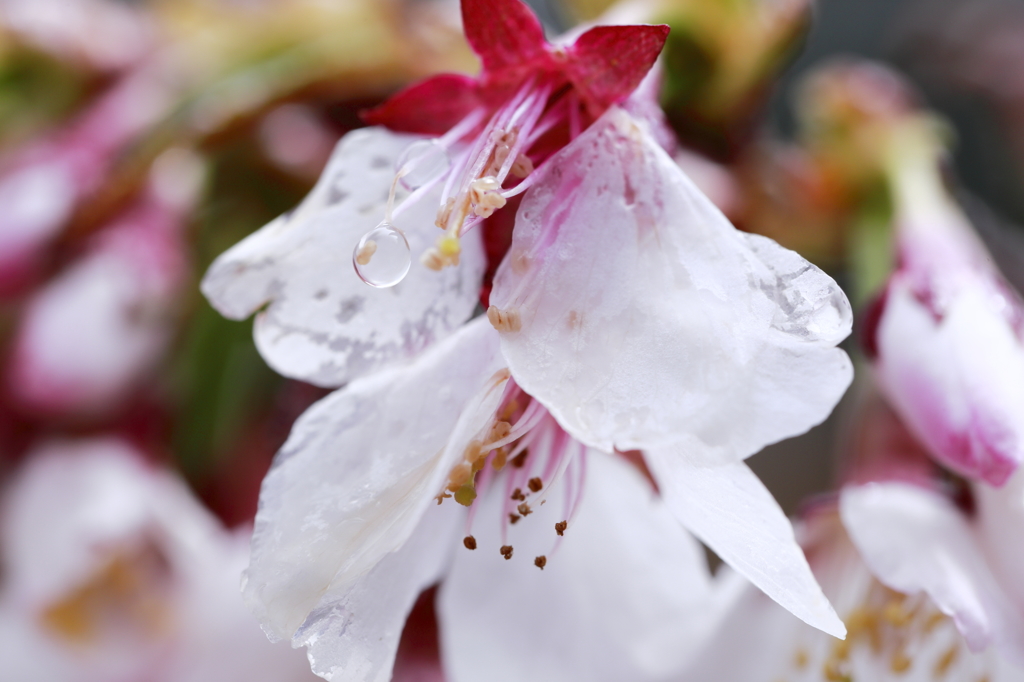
xmin=353 ymin=222 xmax=411 ymax=288
xmin=396 ymin=140 xmax=451 ymax=190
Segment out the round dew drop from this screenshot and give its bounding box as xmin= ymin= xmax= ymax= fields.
xmin=353 ymin=221 xmax=411 ymax=288
xmin=396 ymin=139 xmax=451 ymax=190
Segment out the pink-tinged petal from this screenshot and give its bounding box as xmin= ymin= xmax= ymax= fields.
xmin=292 ymin=504 xmax=462 ymax=682
xmin=8 ymin=194 xmax=186 ymax=415
xmin=202 ymin=127 xmax=486 ymax=388
xmin=460 ymin=0 xmax=547 ymax=75
xmin=564 ymin=24 xmax=670 ymax=115
xmin=362 ymin=74 xmax=481 ymax=136
xmin=439 ymin=451 xmax=714 ymax=682
xmin=490 ymin=107 xmax=852 ymax=457
xmin=242 ymin=318 xmax=504 ymax=642
xmin=875 ymin=277 xmax=1024 ymax=486
xmin=841 ymin=482 xmax=1024 ymax=660
xmin=645 ymin=447 xmax=846 ymax=638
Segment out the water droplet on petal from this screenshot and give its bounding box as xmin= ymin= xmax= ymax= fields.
xmin=353 ymin=221 xmax=410 ymax=287
xmin=396 ymin=140 xmax=450 ymax=190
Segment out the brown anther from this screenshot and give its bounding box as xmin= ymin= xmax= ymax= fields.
xmin=517 ymin=503 xmax=532 ymax=517
xmin=486 ymin=305 xmax=522 ymax=333
xmin=508 ymin=513 xmax=521 ymax=525
xmin=511 ymin=450 xmax=528 ymax=468
xmin=489 ymin=421 xmax=512 ymax=443
xmin=447 ymin=462 xmax=472 ymax=492
xmin=511 ymin=488 xmax=526 ymax=501
xmin=435 ymin=492 xmax=451 ymax=505
xmin=528 ymin=477 xmax=543 ymax=493
xmin=492 ymin=448 xmax=508 ymax=470
xmin=822 ymin=660 xmax=847 ymax=682
xmin=500 ymin=545 xmax=513 ymax=560
xmin=463 ymin=536 xmax=477 ymax=550
xmin=499 ymin=399 xmax=519 ymax=421
xmin=555 ymin=521 xmax=567 ymax=536
xmin=534 ymin=555 xmax=547 ymax=570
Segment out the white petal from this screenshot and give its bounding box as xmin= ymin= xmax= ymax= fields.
xmin=201 ymin=127 xmax=486 ymax=387
xmin=243 ymin=318 xmax=505 ymax=642
xmin=439 ymin=451 xmax=714 ymax=682
xmin=645 ymin=446 xmax=846 ymax=638
xmin=976 ymin=470 xmax=1024 ymax=614
xmin=293 ymin=503 xmax=461 ymax=682
xmin=490 ymin=107 xmax=852 ymax=458
xmin=841 ymin=482 xmax=1024 ymax=659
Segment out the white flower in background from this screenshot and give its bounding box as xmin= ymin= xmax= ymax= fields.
xmin=867 ymin=122 xmax=1024 ymax=487
xmin=0 ymin=437 xmax=318 ymax=682
xmin=0 ymin=70 xmax=175 ymax=293
xmin=204 ymin=1 xmax=857 ymax=678
xmin=678 ymin=503 xmax=1024 ymax=682
xmin=838 ymin=396 xmax=1024 ymax=666
xmin=7 ymin=149 xmax=201 ymax=416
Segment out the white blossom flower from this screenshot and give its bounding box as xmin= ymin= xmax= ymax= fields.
xmin=203 ymin=1 xmax=856 ymax=678
xmin=0 ymin=437 xmax=318 ymax=682
xmin=678 ymin=503 xmax=1024 ymax=682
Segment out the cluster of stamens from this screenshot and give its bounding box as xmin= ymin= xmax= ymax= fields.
xmin=364 ymin=78 xmax=567 ymax=285
xmin=788 ymin=582 xmax=992 ymax=682
xmin=439 ymin=379 xmax=585 ymax=570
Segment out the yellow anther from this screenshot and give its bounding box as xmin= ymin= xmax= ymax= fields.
xmin=883 ymin=601 xmax=912 ymax=627
xmin=889 ymin=650 xmax=911 ymax=673
xmin=933 ymin=645 xmax=958 ymax=678
xmin=354 ymin=240 xmax=377 ymax=265
xmin=439 ymin=236 xmax=461 ymax=258
xmin=454 ymin=484 xmax=477 ymax=506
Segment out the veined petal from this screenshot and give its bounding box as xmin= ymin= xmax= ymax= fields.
xmin=645 ymin=447 xmax=846 ymax=638
xmin=242 ymin=318 xmax=504 ymax=642
xmin=201 ymin=127 xmax=486 ymax=388
xmin=490 ymin=107 xmax=852 ymax=457
xmin=841 ymin=482 xmax=1024 ymax=660
xmin=293 ymin=503 xmax=462 ymax=682
xmin=439 ymin=451 xmax=714 ymax=682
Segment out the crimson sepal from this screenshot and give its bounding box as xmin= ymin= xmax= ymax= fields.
xmin=362 ymin=74 xmax=480 ymax=135
xmin=461 ymin=0 xmax=547 ymax=74
xmin=565 ymin=24 xmax=671 ymax=115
